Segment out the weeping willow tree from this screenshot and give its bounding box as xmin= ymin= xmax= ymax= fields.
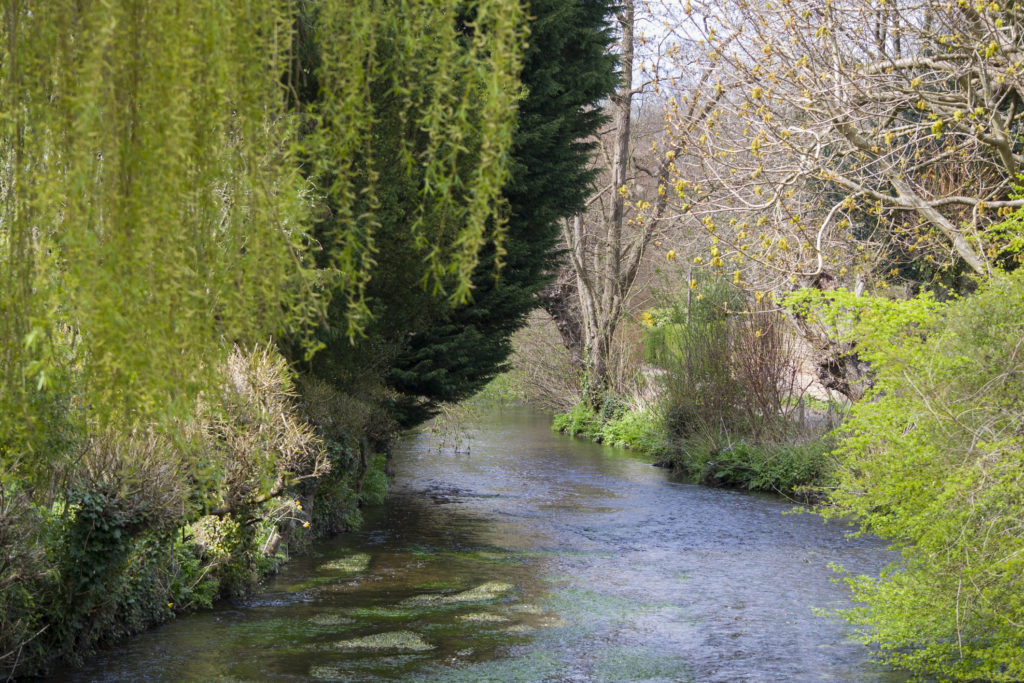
xmin=0 ymin=0 xmax=524 ymax=455
xmin=299 ymin=0 xmax=525 ymax=330
xmin=1 ymin=0 xmax=524 ymax=672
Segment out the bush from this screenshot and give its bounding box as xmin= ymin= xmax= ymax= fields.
xmin=0 ymin=480 xmax=49 ymax=677
xmin=666 ymin=436 xmax=835 ymax=497
xmin=645 ymin=277 xmax=800 ymax=446
xmin=801 ymin=272 xmax=1024 ymax=680
xmin=552 ymin=400 xmax=672 ymax=461
xmin=502 ymin=313 xmax=583 ymax=412
xmin=0 ymin=345 xmax=394 ymax=677
xmin=645 ymin=278 xmax=741 ymax=445
xmin=552 ymin=402 xmax=604 ymax=441
xmin=600 ymin=409 xmax=670 ymax=457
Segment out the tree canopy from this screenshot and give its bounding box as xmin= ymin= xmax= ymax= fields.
xmin=0 ymin=1 xmax=531 ymax=674
xmin=654 ymin=0 xmax=1024 ymax=295
xmin=0 ymin=0 xmax=524 ymax=450
xmin=386 ymin=0 xmax=620 ymax=423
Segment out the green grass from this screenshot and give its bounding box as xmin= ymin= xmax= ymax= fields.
xmin=600 ymin=409 xmax=670 ymax=457
xmin=551 ymin=402 xmax=604 ymax=441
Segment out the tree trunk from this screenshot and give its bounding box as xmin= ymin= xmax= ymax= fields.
xmin=538 ymin=278 xmax=584 ymax=369
xmin=791 ymin=273 xmax=874 ymax=402
xmin=565 ymin=0 xmax=637 ymax=402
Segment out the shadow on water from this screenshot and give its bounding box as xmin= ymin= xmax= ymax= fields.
xmin=56 ymin=407 xmax=905 ymax=682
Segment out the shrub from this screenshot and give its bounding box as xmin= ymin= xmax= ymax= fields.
xmin=660 ymin=432 xmax=834 ymax=496
xmin=196 ymin=345 xmax=330 ymax=516
xmin=0 ymin=479 xmax=49 ymax=678
xmin=802 ymin=272 xmax=1024 ymax=680
xmin=505 ymin=313 xmax=583 ymax=412
xmin=0 ymin=344 xmax=392 ymax=677
xmin=645 ymin=278 xmax=741 ymax=445
xmin=730 ymin=300 xmax=801 ymax=439
xmin=645 ymin=277 xmax=801 ymax=446
xmin=600 ymin=409 xmax=670 ymax=457
xmin=552 ymin=399 xmax=671 ymax=460
xmin=552 ymin=402 xmax=604 ymax=441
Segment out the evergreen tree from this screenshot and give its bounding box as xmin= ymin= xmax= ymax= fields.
xmin=387 ymin=0 xmax=618 ymax=424
xmin=281 ymin=0 xmax=527 ymax=427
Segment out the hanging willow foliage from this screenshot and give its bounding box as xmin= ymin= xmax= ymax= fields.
xmin=305 ymin=0 xmax=526 ymax=332
xmin=0 ymin=1 xmax=312 ymax=447
xmin=0 ymin=0 xmax=524 ymax=452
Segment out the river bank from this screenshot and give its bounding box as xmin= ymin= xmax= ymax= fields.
xmin=551 ymin=400 xmax=836 ymax=500
xmin=53 ymin=407 xmax=901 ymax=681
xmin=0 ymin=349 xmax=396 ymax=679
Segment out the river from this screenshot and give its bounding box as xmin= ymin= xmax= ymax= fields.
xmin=61 ymin=407 xmax=901 ymax=681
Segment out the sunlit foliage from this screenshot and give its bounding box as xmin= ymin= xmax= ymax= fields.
xmin=0 ymin=0 xmax=524 ymax=441
xmin=654 ymin=0 xmax=1024 ymax=295
xmin=0 ymin=1 xmax=525 ymax=673
xmin=789 ymin=272 xmax=1024 ymax=680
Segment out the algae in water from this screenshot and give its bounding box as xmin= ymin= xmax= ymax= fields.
xmin=456 ymin=612 xmax=509 ymax=623
xmin=319 ymin=553 xmax=372 ymax=573
xmin=402 ymin=581 xmax=514 ymax=607
xmin=309 ymin=613 xmax=357 ymax=626
xmin=335 ymin=630 xmax=435 ymax=652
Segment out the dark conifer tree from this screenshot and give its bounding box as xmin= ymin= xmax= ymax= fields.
xmin=387 ymin=0 xmax=618 ymax=424
xmin=288 ymin=0 xmax=617 ymax=427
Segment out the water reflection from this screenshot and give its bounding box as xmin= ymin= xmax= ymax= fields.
xmin=59 ymin=407 xmax=902 ymax=682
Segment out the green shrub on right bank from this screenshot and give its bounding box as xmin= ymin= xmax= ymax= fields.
xmin=789 ymin=271 xmax=1024 ymax=681
xmin=644 ymin=278 xmax=742 ymax=442
xmin=618 ymin=276 xmax=832 ymax=495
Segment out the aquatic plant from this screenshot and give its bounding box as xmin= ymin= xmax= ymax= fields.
xmin=335 ymin=631 xmax=435 ymax=652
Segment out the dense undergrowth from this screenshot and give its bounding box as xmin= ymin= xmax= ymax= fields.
xmin=552 ymin=401 xmax=666 ymax=457
xmin=552 ymin=277 xmax=838 ymax=499
xmin=790 ymin=270 xmax=1024 ymax=681
xmin=0 ymin=346 xmax=393 ymax=678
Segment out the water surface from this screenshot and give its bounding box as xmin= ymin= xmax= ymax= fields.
xmin=63 ymin=407 xmax=900 ymax=681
